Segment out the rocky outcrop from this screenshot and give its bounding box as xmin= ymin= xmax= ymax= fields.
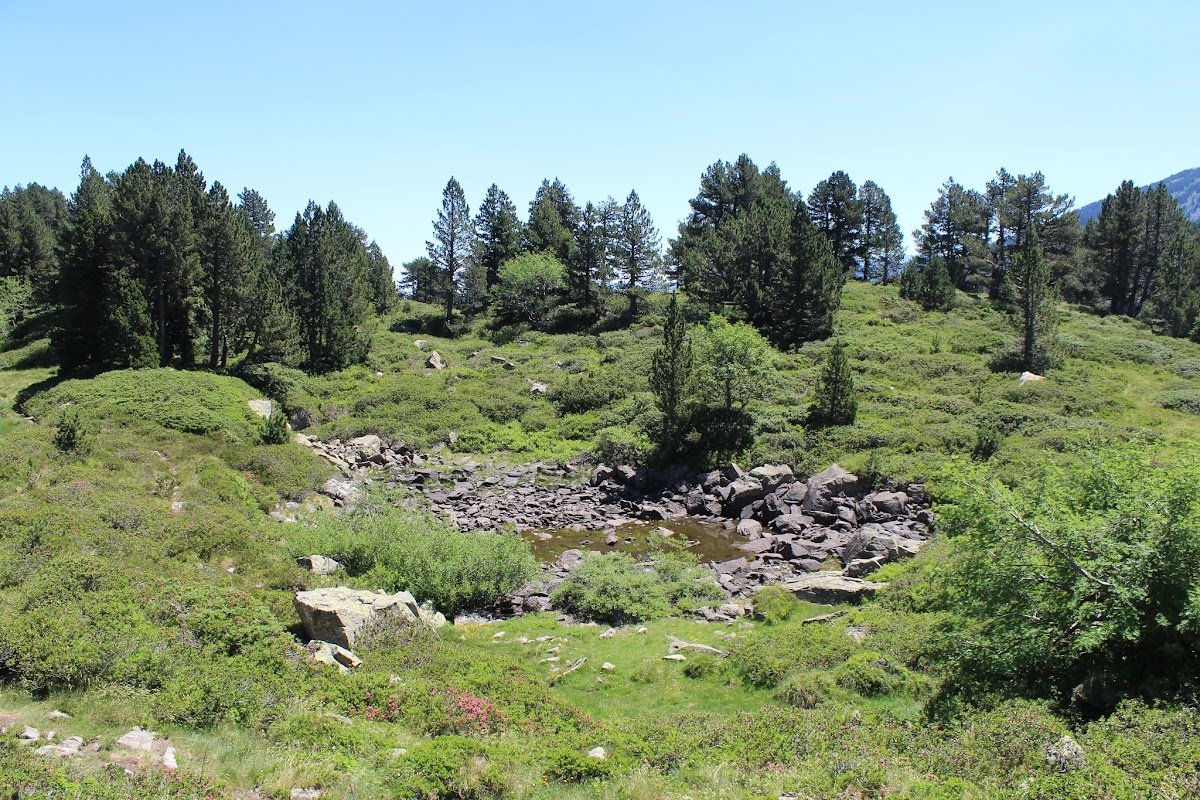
xmin=294 ymin=587 xmax=446 ymax=650
xmin=781 ymin=572 xmax=885 ymax=604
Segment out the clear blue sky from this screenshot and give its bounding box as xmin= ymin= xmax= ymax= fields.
xmin=1 ymin=1 xmax=1196 ymax=266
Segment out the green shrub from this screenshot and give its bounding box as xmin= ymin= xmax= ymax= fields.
xmin=52 ymin=406 xmax=93 ymax=455
xmin=260 ymin=409 xmax=291 ymax=444
xmin=832 ymin=651 xmax=908 ymax=696
xmin=285 ymin=502 xmax=536 ymax=616
xmin=1154 ymin=389 xmax=1200 ymax=414
xmin=774 ymin=671 xmax=837 ymax=708
xmin=727 ymin=621 xmax=857 ymax=688
xmin=390 ymin=736 xmax=511 ymax=800
xmin=681 ymin=653 xmax=722 ymax=679
xmin=751 ymin=585 xmax=801 ymax=624
xmin=551 ymin=550 xmax=723 ymax=624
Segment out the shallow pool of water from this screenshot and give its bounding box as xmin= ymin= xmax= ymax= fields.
xmin=522 ymin=518 xmax=747 ymax=564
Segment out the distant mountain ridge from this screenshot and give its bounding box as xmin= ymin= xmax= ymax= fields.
xmin=1077 ymin=167 xmax=1200 ymax=225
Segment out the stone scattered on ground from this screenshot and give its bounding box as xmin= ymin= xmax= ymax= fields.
xmin=247 ymin=399 xmax=273 ymax=418
xmin=295 ymin=587 xmax=446 ymax=650
xmin=425 ymin=351 xmax=446 ymax=370
xmin=115 ymin=727 xmax=156 ymax=752
xmin=19 ymin=726 xmax=40 ymax=740
xmin=587 ymin=746 xmax=607 ymax=760
xmin=307 ymin=640 xmax=362 ymax=673
xmin=34 ymin=736 xmax=84 ymax=759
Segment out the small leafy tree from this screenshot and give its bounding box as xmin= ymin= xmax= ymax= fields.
xmin=696 ymin=315 xmax=774 ymax=410
xmin=809 ymin=340 xmax=857 ymax=426
xmin=491 ymin=252 xmax=565 ymax=328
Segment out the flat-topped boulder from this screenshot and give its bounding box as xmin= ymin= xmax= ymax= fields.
xmin=782 ymin=571 xmax=885 ymax=604
xmin=294 ymin=587 xmax=445 ymax=649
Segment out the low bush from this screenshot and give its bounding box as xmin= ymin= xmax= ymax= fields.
xmin=284 ymin=501 xmax=537 ymax=616
xmin=751 ymin=585 xmax=802 ymax=624
xmin=390 ymin=736 xmax=511 ymax=800
xmin=551 ymin=550 xmax=724 ymax=624
xmin=775 ymin=671 xmax=838 ymax=708
xmin=1154 ymin=388 xmax=1200 ymax=414
xmin=832 ymin=651 xmax=909 ymax=696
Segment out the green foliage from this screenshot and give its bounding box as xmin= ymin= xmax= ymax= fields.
xmin=52 ymin=406 xmax=92 ymax=455
xmin=284 ymin=501 xmax=536 ymax=616
xmin=260 ymin=409 xmax=291 ymax=444
xmin=937 ymin=447 xmax=1200 ymax=706
xmin=390 ymin=736 xmax=510 ymax=800
xmin=1155 ymin=388 xmax=1200 ymax=414
xmin=551 ymin=550 xmax=723 ymax=624
xmin=726 ymin=620 xmax=857 ymax=688
xmin=774 ymin=671 xmax=837 ymax=708
xmin=491 ymin=252 xmax=566 ymax=328
xmin=900 ymin=255 xmax=956 ymax=311
xmin=26 ymin=369 xmax=262 ymax=440
xmin=809 ymin=339 xmax=858 ymax=426
xmin=832 ymin=651 xmax=910 ymax=697
xmin=695 ymin=315 xmax=774 ymax=410
xmin=751 ymin=584 xmax=802 ymax=624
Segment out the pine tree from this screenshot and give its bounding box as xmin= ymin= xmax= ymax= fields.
xmin=473 ymin=184 xmax=523 ymax=295
xmin=1010 ymin=227 xmax=1056 ymax=372
xmin=858 ymin=180 xmax=902 ymax=283
xmin=763 ymin=203 xmax=845 ymax=347
xmin=54 ymin=157 xmax=115 ymax=370
xmin=808 ymin=171 xmax=863 ymax=273
xmin=900 ymin=255 xmax=956 ymax=311
xmin=426 ymin=177 xmax=474 ymax=321
xmin=809 ymin=339 xmax=857 ymax=426
xmin=199 ymin=181 xmax=253 ymax=368
xmin=648 ymin=293 xmax=693 ymax=459
xmin=914 ymin=178 xmax=987 ymax=290
xmin=611 ymin=190 xmax=661 ymax=317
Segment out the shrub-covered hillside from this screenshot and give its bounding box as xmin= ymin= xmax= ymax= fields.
xmin=0 ymin=281 xmax=1199 ymax=799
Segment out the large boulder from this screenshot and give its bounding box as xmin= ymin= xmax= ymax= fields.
xmin=723 ymin=477 xmax=767 ymax=515
xmin=803 ymin=465 xmax=865 ymax=513
xmin=782 ymin=572 xmax=884 ymax=604
xmin=347 ymin=434 xmax=383 ymax=459
xmin=296 ymin=555 xmax=343 ymax=576
xmin=294 ymin=587 xmax=445 ymax=649
xmin=425 ymin=351 xmax=447 ymax=370
xmin=748 ymin=464 xmax=795 ymax=491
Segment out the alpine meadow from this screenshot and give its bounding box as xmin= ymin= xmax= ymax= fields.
xmin=2 ymin=3 xmax=1200 ymax=799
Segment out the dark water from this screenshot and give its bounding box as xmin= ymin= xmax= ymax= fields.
xmin=522 ymin=518 xmax=747 ymax=564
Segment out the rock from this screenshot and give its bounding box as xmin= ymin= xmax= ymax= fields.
xmin=296 ymin=555 xmax=342 ymax=576
xmin=587 ymin=746 xmax=608 ymax=760
xmin=591 ymin=464 xmax=615 ymax=485
xmin=46 ymin=710 xmax=71 ymax=721
xmin=414 ymin=339 xmax=430 ymax=350
xmin=291 ymin=790 xmax=322 ymax=800
xmin=425 ymin=351 xmax=447 ymax=370
xmin=116 ymin=727 xmax=156 ymax=751
xmin=636 ymin=626 xmax=648 ymax=635
xmin=600 ymin=628 xmax=616 ymax=639
xmin=1019 ymin=370 xmax=1046 ymax=385
xmin=556 ymin=549 xmax=586 ymax=571
xmin=347 ymin=434 xmax=383 ymax=458
xmin=778 ymin=482 xmax=808 ymax=504
xmin=771 ymin=513 xmax=813 ymax=535
xmin=713 ymin=557 xmax=748 ymax=575
xmin=1046 ymin=735 xmax=1085 ymax=772
xmin=724 ymin=478 xmax=767 ymax=514
xmin=662 ymin=654 xmax=687 ymax=662
xmin=294 ymin=587 xmax=444 ymax=650
xmin=19 ymin=726 xmax=40 ymax=740
xmin=651 ymin=526 xmax=675 ymax=538
xmin=804 ymin=465 xmax=864 ymax=513
xmin=320 ymin=477 xmax=360 ymax=504
xmin=163 ymin=746 xmax=178 ymax=769
xmin=782 ymin=572 xmax=884 ymax=604
xmin=527 ymin=380 xmax=549 ymax=395
xmin=736 ymin=519 xmax=763 ymax=538
xmin=749 ymin=464 xmax=795 ymax=491
xmin=720 ymin=464 xmax=745 ymax=482
xmin=604 ymin=530 xmax=618 ymax=546
xmin=307 ymin=640 xmax=362 ymax=672
xmin=615 ymin=465 xmax=638 ymax=484
xmin=247 ymin=399 xmax=273 ymax=419
xmin=491 ymin=355 xmax=516 ymax=370
xmin=601 ymin=662 xmax=615 ymax=671
xmin=864 ymin=491 xmax=908 ymax=519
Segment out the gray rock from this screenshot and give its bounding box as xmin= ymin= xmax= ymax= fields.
xmin=425 ymin=351 xmax=447 ymax=370
xmin=115 ymin=727 xmax=156 ymax=751
xmin=771 ymin=513 xmax=813 ymax=535
xmin=782 ymin=571 xmax=884 ymax=604
xmin=297 ymin=555 xmax=342 ymax=576
xmin=294 ymin=587 xmax=444 ymax=649
xmin=347 ymin=434 xmax=383 ymax=458
xmin=723 ymin=477 xmax=767 ymax=514
xmin=804 ymin=464 xmax=864 ymax=513
xmin=307 ymin=640 xmax=362 ymax=672
xmin=749 ymin=464 xmax=795 ymax=491
xmin=1046 ymin=735 xmax=1085 ymax=772
xmin=736 ymin=519 xmax=763 ymax=538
